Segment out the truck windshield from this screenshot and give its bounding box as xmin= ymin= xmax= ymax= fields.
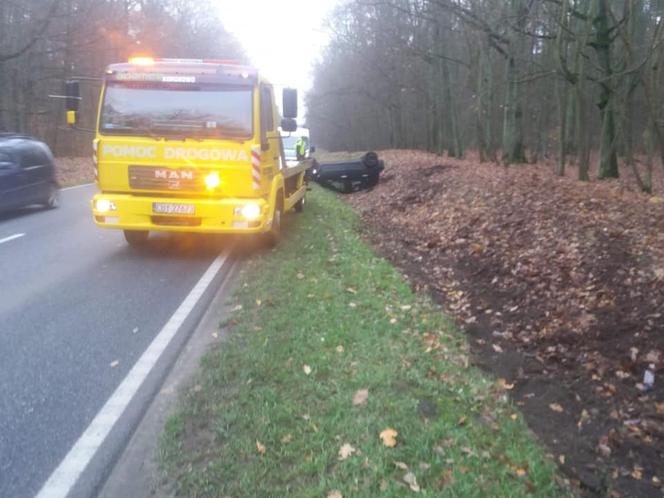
xmin=100 ymin=81 xmax=253 ymax=139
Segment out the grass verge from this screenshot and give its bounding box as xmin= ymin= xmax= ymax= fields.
xmin=159 ymin=186 xmax=570 ymax=497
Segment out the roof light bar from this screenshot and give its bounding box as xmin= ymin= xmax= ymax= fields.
xmin=128 ymin=57 xmax=155 ymax=65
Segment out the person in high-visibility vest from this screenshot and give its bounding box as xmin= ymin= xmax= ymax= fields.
xmin=295 ymin=137 xmax=307 ymax=160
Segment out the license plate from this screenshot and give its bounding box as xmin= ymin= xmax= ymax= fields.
xmin=152 ymin=202 xmax=195 ymax=215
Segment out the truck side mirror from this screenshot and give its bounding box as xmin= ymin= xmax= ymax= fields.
xmin=280 ymin=118 xmax=297 ymax=132
xmin=65 ymin=80 xmax=81 ymax=112
xmin=283 ymin=88 xmax=298 ymax=118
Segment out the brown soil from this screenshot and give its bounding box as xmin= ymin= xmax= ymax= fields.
xmin=55 ymin=157 xmax=94 ymax=186
xmin=342 ymin=150 xmax=664 ymax=498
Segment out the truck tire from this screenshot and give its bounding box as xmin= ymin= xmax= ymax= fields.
xmin=124 ymin=230 xmax=149 ymax=246
xmin=263 ymin=196 xmax=283 ymax=247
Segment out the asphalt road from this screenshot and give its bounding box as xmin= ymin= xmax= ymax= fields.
xmin=0 ymin=184 xmax=232 ymax=497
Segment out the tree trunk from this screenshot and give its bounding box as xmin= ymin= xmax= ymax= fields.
xmin=442 ymin=56 xmax=463 ymax=158
xmin=594 ymin=0 xmax=619 ymax=179
xmin=556 ymin=79 xmax=567 ymax=176
xmin=502 ymin=0 xmax=527 ymax=165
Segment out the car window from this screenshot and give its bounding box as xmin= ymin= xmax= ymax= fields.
xmin=21 ymin=145 xmax=45 ymax=168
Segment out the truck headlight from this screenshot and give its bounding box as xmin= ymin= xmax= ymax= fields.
xmin=204 ymin=172 xmax=221 ymax=190
xmin=238 ymin=203 xmax=261 ymax=220
xmin=95 ymin=199 xmax=116 ymax=213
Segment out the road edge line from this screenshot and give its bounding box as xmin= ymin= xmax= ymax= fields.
xmin=0 ymin=233 xmax=25 ymax=245
xmin=36 ymin=249 xmax=231 ymax=498
xmin=61 ymin=183 xmax=94 ymax=191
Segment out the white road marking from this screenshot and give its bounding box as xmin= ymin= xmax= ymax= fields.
xmin=61 ymin=183 xmax=95 ymax=191
xmin=36 ymin=249 xmax=232 ymax=498
xmin=0 ymin=233 xmax=25 ymax=245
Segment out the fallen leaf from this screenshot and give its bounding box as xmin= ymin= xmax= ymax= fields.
xmin=349 ymin=302 xmax=357 ymax=308
xmin=338 ymin=443 xmax=356 ymax=460
xmin=303 ymin=365 xmax=312 ymax=375
xmin=549 ymin=403 xmax=564 ymax=413
xmin=232 ymin=304 xmax=243 ymax=312
xmin=597 ymin=443 xmax=612 ymax=457
xmin=515 ymin=467 xmax=527 ymax=477
xmin=336 ymin=345 xmax=344 ymax=353
xmin=471 ymin=243 xmax=484 ymax=254
xmin=577 ymin=409 xmax=590 ymax=428
xmin=110 ymin=360 xmax=119 ymax=368
xmin=497 ymin=378 xmax=514 ymax=390
xmin=346 ymin=287 xmax=357 ymax=294
xmin=400 ymin=305 xmax=412 ymax=311
xmin=255 ymin=299 xmax=262 ymax=306
xmin=394 ymin=461 xmax=409 ymax=470
xmin=559 ymin=454 xmax=565 ymax=464
xmin=256 ymin=440 xmax=266 ymax=455
xmin=296 ymin=272 xmax=305 ymax=280
xmin=352 ymin=389 xmax=369 ymax=406
xmin=403 ymin=472 xmax=420 ymax=492
xmin=632 ymin=466 xmax=643 ymax=480
xmin=281 ymin=433 xmax=293 ymax=444
xmin=379 ymin=427 xmax=398 ymax=447
xmin=645 ymin=350 xmax=661 ymax=364
xmin=327 ymin=491 xmax=342 ymax=498
xmin=492 ymin=344 xmax=504 ymax=353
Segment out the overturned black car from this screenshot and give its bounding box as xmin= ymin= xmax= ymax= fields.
xmin=310 ymin=152 xmax=385 ymax=194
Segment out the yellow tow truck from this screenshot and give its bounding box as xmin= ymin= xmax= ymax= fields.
xmin=65 ymin=57 xmax=309 ymax=246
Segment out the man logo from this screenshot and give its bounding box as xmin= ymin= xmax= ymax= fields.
xmin=155 ymin=170 xmax=194 ymax=180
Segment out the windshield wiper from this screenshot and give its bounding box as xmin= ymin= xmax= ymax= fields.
xmin=102 ymin=124 xmax=164 ymax=141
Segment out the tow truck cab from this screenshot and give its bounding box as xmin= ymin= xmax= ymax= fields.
xmin=66 ymin=57 xmax=309 ymax=245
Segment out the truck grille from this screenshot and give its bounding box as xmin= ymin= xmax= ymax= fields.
xmin=128 ymin=166 xmax=203 ymax=191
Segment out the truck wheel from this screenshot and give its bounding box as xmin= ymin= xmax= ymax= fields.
xmin=263 ymin=199 xmax=282 ymax=247
xmin=124 ymin=230 xmax=149 ymax=246
xmin=294 ymin=197 xmax=305 ymax=213
xmin=43 ymin=184 xmax=60 ymax=209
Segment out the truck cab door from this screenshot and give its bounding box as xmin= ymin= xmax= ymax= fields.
xmin=260 ymin=85 xmax=283 ymax=173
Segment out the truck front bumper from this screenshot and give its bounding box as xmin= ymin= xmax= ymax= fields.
xmin=91 ymin=193 xmax=270 ymax=234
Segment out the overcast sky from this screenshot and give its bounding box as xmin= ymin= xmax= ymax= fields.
xmin=216 ymin=0 xmax=340 ymax=105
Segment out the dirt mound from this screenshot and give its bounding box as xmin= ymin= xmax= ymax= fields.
xmin=346 ymin=150 xmax=664 ymax=497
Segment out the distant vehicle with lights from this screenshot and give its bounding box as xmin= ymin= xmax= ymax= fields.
xmin=64 ymin=57 xmax=310 ymax=246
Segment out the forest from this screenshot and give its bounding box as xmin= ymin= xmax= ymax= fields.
xmin=0 ymin=0 xmax=245 ymax=155
xmin=307 ymin=0 xmax=664 ymax=191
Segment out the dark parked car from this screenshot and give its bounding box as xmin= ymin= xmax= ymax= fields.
xmin=0 ymin=134 xmax=60 ymax=212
